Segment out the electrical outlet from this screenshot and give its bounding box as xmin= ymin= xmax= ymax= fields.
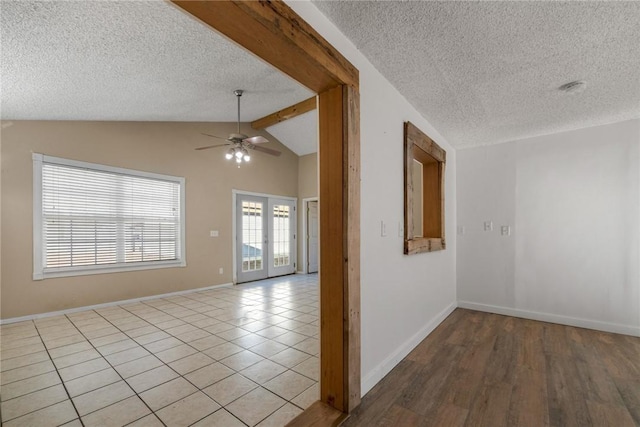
xmin=210 ymin=230 xmax=219 ymax=237
xmin=398 ymin=222 xmax=404 ymax=238
xmin=484 ymin=221 xmax=493 ymax=231
xmin=219 ymin=267 xmax=223 ymax=274
xmin=457 ymin=226 xmax=465 ymax=235
xmin=381 ymin=221 xmax=387 ymax=237
xmin=501 ymin=226 xmax=511 ymax=236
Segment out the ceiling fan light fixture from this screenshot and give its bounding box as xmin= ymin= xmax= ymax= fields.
xmin=225 ymin=148 xmax=234 ymax=160
xmin=235 ymin=149 xmax=244 ymax=159
xmin=243 ymin=153 xmax=251 ymax=162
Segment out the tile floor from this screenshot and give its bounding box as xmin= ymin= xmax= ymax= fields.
xmin=0 ymin=274 xmax=319 ymax=426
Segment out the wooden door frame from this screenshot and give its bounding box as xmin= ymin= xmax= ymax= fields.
xmin=170 ymin=0 xmax=361 ymax=421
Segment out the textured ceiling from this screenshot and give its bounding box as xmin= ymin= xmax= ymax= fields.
xmin=313 ymin=1 xmax=640 ymax=148
xmin=266 ymin=111 xmax=318 ymax=156
xmin=0 ymin=0 xmax=315 ymax=151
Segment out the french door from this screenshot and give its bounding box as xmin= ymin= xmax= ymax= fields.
xmin=235 ymin=193 xmax=296 ymax=283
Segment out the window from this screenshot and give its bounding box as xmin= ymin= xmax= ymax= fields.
xmin=33 ymin=154 xmax=185 ymax=279
xmin=404 ymin=121 xmax=446 ymax=254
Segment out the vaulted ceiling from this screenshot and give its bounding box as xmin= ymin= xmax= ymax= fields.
xmin=2 ymin=1 xmax=638 ymax=150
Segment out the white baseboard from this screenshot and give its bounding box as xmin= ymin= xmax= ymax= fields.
xmin=0 ymin=282 xmax=234 ymax=325
xmin=361 ymin=301 xmax=457 ymax=396
xmin=457 ymin=301 xmax=640 ymax=337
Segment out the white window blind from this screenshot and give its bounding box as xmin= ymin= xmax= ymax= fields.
xmin=33 ymin=154 xmax=185 ymax=279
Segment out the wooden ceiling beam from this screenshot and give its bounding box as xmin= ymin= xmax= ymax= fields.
xmin=169 ymin=1 xmax=359 ymax=93
xmin=251 ymin=96 xmax=317 ymax=129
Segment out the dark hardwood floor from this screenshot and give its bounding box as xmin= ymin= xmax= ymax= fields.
xmin=343 ymin=309 xmax=640 ymax=427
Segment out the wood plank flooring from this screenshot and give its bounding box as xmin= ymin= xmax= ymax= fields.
xmin=342 ymin=309 xmax=640 ymax=427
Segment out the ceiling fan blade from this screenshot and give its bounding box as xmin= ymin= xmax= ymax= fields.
xmin=201 ymin=133 xmax=228 ymax=140
xmin=248 ymin=144 xmax=282 ymax=157
xmin=195 ymin=143 xmax=231 ymax=151
xmin=243 ymin=135 xmax=269 ymax=145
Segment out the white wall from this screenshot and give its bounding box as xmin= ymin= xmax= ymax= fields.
xmin=457 ymin=119 xmax=640 ymax=336
xmin=288 ymin=1 xmax=458 ymax=395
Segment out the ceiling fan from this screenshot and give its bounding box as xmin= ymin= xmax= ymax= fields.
xmin=195 ymin=89 xmax=282 ymax=164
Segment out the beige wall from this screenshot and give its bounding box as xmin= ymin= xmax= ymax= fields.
xmin=1 ymin=120 xmax=299 ymax=319
xmin=296 ymin=153 xmax=318 ymax=271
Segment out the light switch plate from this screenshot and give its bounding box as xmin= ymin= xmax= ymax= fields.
xmin=210 ymin=230 xmax=219 ymax=237
xmin=501 ymin=225 xmax=511 ymax=236
xmin=484 ymin=221 xmax=493 ymax=231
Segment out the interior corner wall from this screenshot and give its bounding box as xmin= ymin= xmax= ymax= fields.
xmin=457 ymin=119 xmax=640 ymax=336
xmin=0 ymin=120 xmax=299 ymax=319
xmin=297 ymin=152 xmax=318 ymax=272
xmin=288 ymin=1 xmax=458 ymax=396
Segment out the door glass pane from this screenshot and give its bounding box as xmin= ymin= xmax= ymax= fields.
xmin=272 ymin=205 xmax=290 ymax=267
xmin=242 ymin=201 xmax=263 ymax=272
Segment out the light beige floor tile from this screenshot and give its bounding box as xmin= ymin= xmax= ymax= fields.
xmin=64 ymin=368 xmax=121 ymax=397
xmin=273 ymin=331 xmax=307 ymax=346
xmin=249 ymin=340 xmax=288 ymax=358
xmin=0 ymin=335 xmax=42 ymax=350
xmin=240 ymin=359 xmax=287 ymax=385
xmin=154 ymin=319 xmax=186 ymax=330
xmin=82 ymin=395 xmax=150 ymax=427
xmin=134 ymin=331 xmax=171 ymax=345
xmin=291 ymin=382 xmax=319 ymax=410
xmin=105 ymin=346 xmax=150 ymax=366
xmin=48 ymin=341 xmax=93 ymax=359
xmin=204 ymin=322 xmax=235 ymax=335
xmin=58 ymin=357 xmax=110 ymax=382
xmin=184 ymin=362 xmax=234 ymax=389
xmin=216 ymin=327 xmax=251 ymax=341
xmin=188 ymin=335 xmax=226 ymax=352
xmin=89 ymin=332 xmax=129 ymax=348
xmin=191 ymin=409 xmax=246 ymax=427
xmin=1 ymin=384 xmax=68 ymax=421
xmin=3 ymin=400 xmax=77 ymax=427
xmin=203 ymin=342 xmax=244 ymax=360
xmin=53 ymin=348 xmax=102 ymax=369
xmin=255 ymin=326 xmax=288 ymax=339
xmin=139 ymin=377 xmax=197 ymax=411
xmin=174 ymin=329 xmax=211 ymax=343
xmin=1 ymin=360 xmax=55 ymax=385
xmin=232 ymin=333 xmax=269 ymax=349
xmin=191 ymin=318 xmax=221 ymax=329
xmin=143 ymin=336 xmax=183 ymax=353
xmin=293 ymin=337 xmax=319 ymax=356
xmin=269 ymin=347 xmax=311 ymax=368
xmin=168 ymin=352 xmax=215 ymax=375
xmin=155 ymin=391 xmax=220 ymax=427
xmin=263 ymin=370 xmax=315 ymax=401
xmin=0 ymin=351 xmax=51 ymax=373
xmin=292 ymin=356 xmax=319 ymax=381
xmin=165 ymin=324 xmax=199 ymax=336
xmin=42 ymin=334 xmax=86 ymax=349
xmin=293 ymin=324 xmax=319 ymax=337
xmin=154 ymin=343 xmax=197 ymax=363
xmin=60 ymin=419 xmax=83 ymax=427
xmin=125 ymin=325 xmax=160 ymax=338
xmin=83 ymin=326 xmax=120 ymax=340
xmin=1 ymin=342 xmax=46 ymax=360
xmin=126 ymin=414 xmax=165 ymax=427
xmin=126 ymin=365 xmax=178 ymax=393
xmin=202 ymin=373 xmax=258 ymax=406
xmin=114 ymin=354 xmax=163 ymax=378
xmin=96 ymin=338 xmax=140 ymax=356
xmin=0 ymin=371 xmax=61 ymax=401
xmin=226 ymin=387 xmax=286 ymax=427
xmin=220 ymin=350 xmax=264 ymax=371
xmin=72 ymin=380 xmax=135 ymax=416
xmin=256 ymin=403 xmax=303 ymax=427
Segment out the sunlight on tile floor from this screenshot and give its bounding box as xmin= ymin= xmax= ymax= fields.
xmin=0 ymin=274 xmax=319 ymax=426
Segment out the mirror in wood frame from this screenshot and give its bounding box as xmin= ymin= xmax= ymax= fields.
xmin=404 ymin=121 xmax=446 ymax=254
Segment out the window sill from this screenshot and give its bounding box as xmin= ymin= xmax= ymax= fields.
xmin=33 ymin=260 xmax=186 ymax=281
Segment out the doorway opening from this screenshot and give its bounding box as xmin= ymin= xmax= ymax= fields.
xmin=302 ymin=198 xmax=319 ymax=274
xmin=234 ymin=191 xmax=297 ymax=284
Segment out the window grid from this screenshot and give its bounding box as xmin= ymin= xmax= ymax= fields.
xmin=272 ymin=205 xmax=290 ymax=267
xmin=242 ymin=201 xmax=263 ymax=272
